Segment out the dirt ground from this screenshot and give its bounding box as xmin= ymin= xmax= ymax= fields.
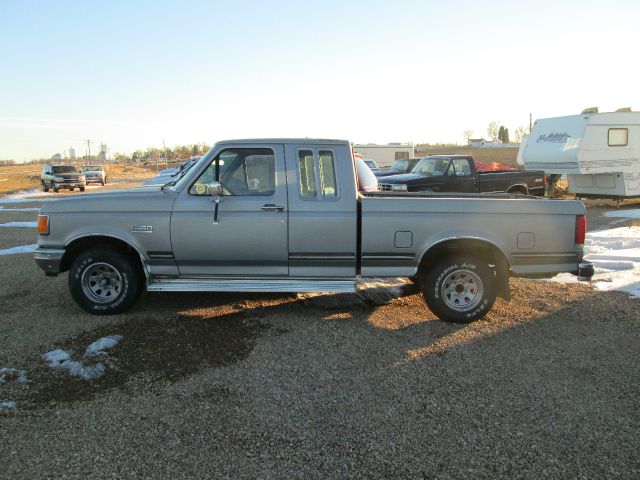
xmin=0 ymin=186 xmax=638 ymax=478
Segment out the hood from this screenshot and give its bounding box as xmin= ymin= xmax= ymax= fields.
xmin=41 ymin=186 xmax=176 ymax=213
xmin=375 ymin=169 xmax=407 ymax=178
xmin=377 ymin=173 xmax=429 ymax=184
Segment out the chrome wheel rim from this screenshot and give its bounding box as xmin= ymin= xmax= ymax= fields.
xmin=81 ymin=262 xmax=123 ymax=304
xmin=441 ymin=269 xmax=484 ymax=312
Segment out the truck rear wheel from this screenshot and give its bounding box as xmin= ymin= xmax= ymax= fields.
xmin=69 ymin=247 xmax=142 ymax=315
xmin=42 ymin=181 xmax=49 ymax=192
xmin=422 ymin=256 xmax=496 ymax=323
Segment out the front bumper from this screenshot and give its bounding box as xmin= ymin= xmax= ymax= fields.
xmin=85 ymin=176 xmax=104 ymax=184
xmin=54 ymin=181 xmax=86 ymax=188
xmin=34 ymin=247 xmax=65 ymax=276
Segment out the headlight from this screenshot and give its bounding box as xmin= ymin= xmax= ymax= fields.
xmin=391 ymin=184 xmax=408 ymax=191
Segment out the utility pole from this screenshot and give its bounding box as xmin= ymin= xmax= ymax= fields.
xmin=529 ymin=113 xmax=532 ymax=134
xmin=85 ymin=139 xmax=92 ymax=163
xmin=162 ymin=139 xmax=167 ymax=166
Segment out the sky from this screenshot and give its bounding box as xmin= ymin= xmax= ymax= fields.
xmin=1 ymin=0 xmax=639 ymax=161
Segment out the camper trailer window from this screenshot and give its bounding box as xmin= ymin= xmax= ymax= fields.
xmin=608 ymin=128 xmax=628 ymax=147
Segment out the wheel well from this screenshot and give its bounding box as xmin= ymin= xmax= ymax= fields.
xmin=61 ymin=236 xmax=145 ymax=279
xmin=507 ymin=184 xmax=528 ymax=195
xmin=418 ymin=239 xmax=511 ymax=300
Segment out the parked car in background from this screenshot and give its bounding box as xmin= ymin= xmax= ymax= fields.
xmin=41 ymin=164 xmax=86 ymax=192
xmin=378 ymin=155 xmax=546 ymax=195
xmin=143 ymin=157 xmax=200 ymax=187
xmin=82 ymin=165 xmax=107 ymax=185
xmin=363 ymin=159 xmax=380 ymax=172
xmin=355 ymin=158 xmax=379 ymax=192
xmin=375 ymin=158 xmax=421 ymax=178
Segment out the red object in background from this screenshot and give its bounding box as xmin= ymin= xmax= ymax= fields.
xmin=475 ymin=161 xmax=519 ymax=172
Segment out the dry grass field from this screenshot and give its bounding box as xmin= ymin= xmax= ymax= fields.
xmin=0 ymin=163 xmax=157 ymax=196
xmin=417 ymin=146 xmax=519 ymax=165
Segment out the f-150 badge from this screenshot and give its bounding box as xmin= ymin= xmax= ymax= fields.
xmin=131 ymin=225 xmax=153 ymax=233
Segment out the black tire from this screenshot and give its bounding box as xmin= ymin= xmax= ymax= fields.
xmin=101 ymin=179 xmax=106 ymax=186
xmin=52 ymin=182 xmax=59 ymax=193
xmin=79 ymin=186 xmax=85 ymax=192
xmin=69 ymin=187 xmax=74 ymax=191
xmin=42 ymin=181 xmax=49 ymax=192
xmin=69 ymin=247 xmax=142 ymax=315
xmin=422 ymin=256 xmax=496 ymax=323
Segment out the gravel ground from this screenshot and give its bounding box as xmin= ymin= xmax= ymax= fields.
xmin=0 ymin=196 xmax=638 ymax=479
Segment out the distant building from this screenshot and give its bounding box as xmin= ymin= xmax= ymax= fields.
xmin=98 ymin=143 xmax=108 ymax=162
xmin=51 ymin=153 xmax=62 ymax=161
xmin=352 ymin=143 xmax=415 ymax=168
xmin=468 ymin=138 xmax=486 ymax=147
xmin=69 ymin=147 xmax=76 ymax=159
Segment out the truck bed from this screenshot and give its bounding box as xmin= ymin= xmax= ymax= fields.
xmin=359 ymin=193 xmax=584 ymax=277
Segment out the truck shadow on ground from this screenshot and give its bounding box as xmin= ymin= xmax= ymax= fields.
xmin=14 ymin=279 xmax=634 ymax=410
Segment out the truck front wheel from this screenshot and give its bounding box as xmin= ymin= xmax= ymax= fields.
xmin=69 ymin=247 xmax=142 ymax=315
xmin=422 ymin=256 xmax=496 ymax=323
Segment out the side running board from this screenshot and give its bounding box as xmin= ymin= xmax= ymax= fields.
xmin=147 ymin=277 xmax=357 ymax=293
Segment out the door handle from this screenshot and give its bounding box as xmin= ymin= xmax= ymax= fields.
xmin=261 ymin=204 xmax=284 ymax=212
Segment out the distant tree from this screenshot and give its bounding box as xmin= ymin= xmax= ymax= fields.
xmin=463 ymin=129 xmax=474 ymax=144
xmin=503 ymin=127 xmax=510 ymax=144
xmin=514 ymin=126 xmax=527 ymax=143
xmin=498 ymin=126 xmax=505 ymax=143
xmin=487 ymin=121 xmax=500 ymax=141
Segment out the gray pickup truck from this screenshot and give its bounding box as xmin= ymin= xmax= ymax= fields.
xmin=34 ymin=139 xmax=593 ymax=323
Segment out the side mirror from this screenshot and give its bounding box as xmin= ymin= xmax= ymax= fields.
xmin=208 ymin=181 xmax=222 ymax=197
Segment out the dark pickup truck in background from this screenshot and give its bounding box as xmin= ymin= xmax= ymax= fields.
xmin=378 ymin=155 xmax=546 ymax=195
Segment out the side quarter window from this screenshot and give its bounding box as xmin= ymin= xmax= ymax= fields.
xmin=297 ymin=149 xmax=339 ymax=200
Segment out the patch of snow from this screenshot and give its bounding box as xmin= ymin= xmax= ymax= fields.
xmin=42 ymin=349 xmax=106 ymax=380
xmin=42 ymin=336 xmax=123 ymax=381
xmin=0 ymin=221 xmax=37 ymax=228
xmin=85 ymin=335 xmax=123 ymax=357
xmin=0 ymin=206 xmax=40 ymax=212
xmin=0 ymin=401 xmax=16 ymax=411
xmin=42 ymin=349 xmax=71 ymax=367
xmin=0 ymin=189 xmax=54 ymax=203
xmin=298 ymin=278 xmax=411 ymax=308
xmin=0 ymin=244 xmax=38 ymax=255
xmin=603 ymin=209 xmax=640 ymax=219
xmin=548 ymin=226 xmax=640 ymax=298
xmin=0 ymin=368 xmax=29 ymax=385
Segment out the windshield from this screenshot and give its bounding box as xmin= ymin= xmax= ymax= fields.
xmin=411 ymin=157 xmax=449 ymax=176
xmin=83 ymin=165 xmax=102 ymax=171
xmin=52 ymin=165 xmax=78 ymax=174
xmin=390 ymin=159 xmax=410 ymax=171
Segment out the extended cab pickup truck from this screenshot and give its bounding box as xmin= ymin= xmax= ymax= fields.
xmin=378 ymin=155 xmax=546 ymax=195
xmin=34 ymin=139 xmax=593 ymax=323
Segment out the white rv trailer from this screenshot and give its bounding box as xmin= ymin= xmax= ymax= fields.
xmin=519 ymin=110 xmax=640 ymax=199
xmin=352 ymin=143 xmax=415 ymax=168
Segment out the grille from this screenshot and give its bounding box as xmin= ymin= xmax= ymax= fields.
xmin=378 ymin=184 xmax=392 ymax=191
